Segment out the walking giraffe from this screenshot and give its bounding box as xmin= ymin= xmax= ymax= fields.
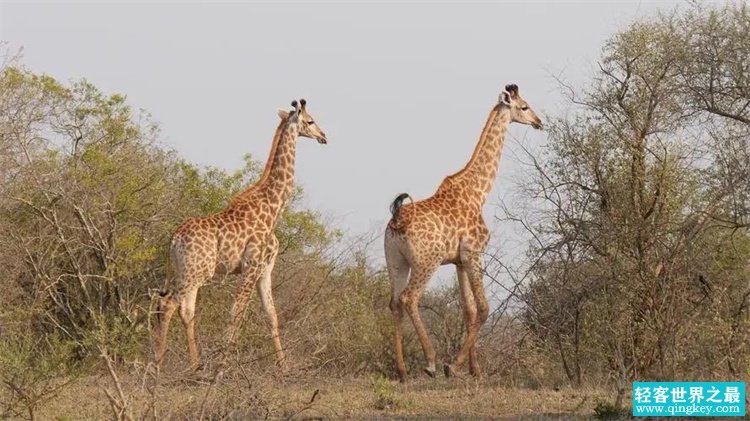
xmin=384 ymin=84 xmax=542 ymax=381
xmin=154 ymin=99 xmax=327 ymax=370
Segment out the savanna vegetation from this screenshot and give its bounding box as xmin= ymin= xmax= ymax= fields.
xmin=0 ymin=3 xmax=748 ymax=420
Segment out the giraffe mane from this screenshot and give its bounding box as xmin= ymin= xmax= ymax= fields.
xmin=230 ymin=113 xmax=294 ymax=206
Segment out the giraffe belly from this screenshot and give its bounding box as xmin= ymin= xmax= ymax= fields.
xmin=441 ymin=236 xmax=463 ymax=265
xmin=214 ymin=260 xmax=242 ymax=275
xmin=214 ymin=248 xmax=244 ymax=275
xmin=441 ymin=245 xmax=462 ymax=264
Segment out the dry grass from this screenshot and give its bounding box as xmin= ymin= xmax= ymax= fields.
xmin=36 ymin=369 xmax=611 ymax=420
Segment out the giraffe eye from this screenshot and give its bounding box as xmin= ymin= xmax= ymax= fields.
xmin=521 ymin=106 xmax=529 ymax=111
xmin=306 ymin=120 xmax=315 ymax=125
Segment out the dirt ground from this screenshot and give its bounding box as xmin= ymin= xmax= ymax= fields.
xmin=37 ymin=372 xmax=612 ymax=420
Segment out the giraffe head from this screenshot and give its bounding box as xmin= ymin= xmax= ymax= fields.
xmin=277 ymin=99 xmax=328 ymax=144
xmin=499 ymin=84 xmax=543 ymax=129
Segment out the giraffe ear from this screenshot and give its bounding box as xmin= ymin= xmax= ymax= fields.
xmin=277 ymin=109 xmax=290 ymax=119
xmin=500 ymin=91 xmax=512 ymax=106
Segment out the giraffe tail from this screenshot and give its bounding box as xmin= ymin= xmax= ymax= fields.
xmin=156 ymin=236 xmax=179 ymax=317
xmin=388 ymin=193 xmax=412 ymax=229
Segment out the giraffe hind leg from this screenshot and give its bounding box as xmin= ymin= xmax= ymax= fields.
xmin=179 ymin=286 xmax=201 ymax=370
xmin=399 ymin=260 xmax=441 ymax=378
xmin=386 ymin=247 xmax=410 ymax=382
xmin=154 ymin=292 xmax=177 ymax=365
xmin=156 ymin=234 xmax=213 ymax=369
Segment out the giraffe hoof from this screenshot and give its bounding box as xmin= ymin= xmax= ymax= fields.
xmin=443 ymin=363 xmax=457 ymax=378
xmin=422 ymin=367 xmax=436 ymax=378
xmin=469 ymin=362 xmax=482 ymax=377
xmin=278 ymin=363 xmax=290 ymax=375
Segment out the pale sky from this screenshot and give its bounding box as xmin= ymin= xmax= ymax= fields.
xmin=2 ymin=1 xmax=688 ymax=287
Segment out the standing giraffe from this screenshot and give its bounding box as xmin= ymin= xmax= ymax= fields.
xmin=154 ymin=99 xmax=327 ymax=370
xmin=384 ymin=84 xmax=542 ymax=381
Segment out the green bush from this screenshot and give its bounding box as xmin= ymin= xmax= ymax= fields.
xmin=370 ymin=375 xmax=400 ymax=410
xmin=593 ymin=400 xmax=630 ymax=420
xmin=0 ymin=334 xmax=81 ymax=421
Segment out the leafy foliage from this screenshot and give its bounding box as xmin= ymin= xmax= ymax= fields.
xmin=513 ymin=2 xmax=750 ymax=404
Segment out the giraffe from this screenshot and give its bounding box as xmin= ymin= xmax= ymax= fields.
xmin=154 ymin=99 xmax=327 ymax=371
xmin=384 ymin=84 xmax=542 ymax=381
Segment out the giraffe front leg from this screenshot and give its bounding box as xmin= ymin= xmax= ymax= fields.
xmin=225 ymin=264 xmax=264 ymax=345
xmin=457 ymin=265 xmax=481 ymax=377
xmin=255 ymin=252 xmax=287 ymax=372
xmin=445 ymin=248 xmax=489 ymax=378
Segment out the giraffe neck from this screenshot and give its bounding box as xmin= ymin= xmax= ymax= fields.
xmin=449 ymin=105 xmax=511 ymax=206
xmin=258 ymin=117 xmax=299 ymax=214
xmin=230 ymin=117 xmax=293 ymax=206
